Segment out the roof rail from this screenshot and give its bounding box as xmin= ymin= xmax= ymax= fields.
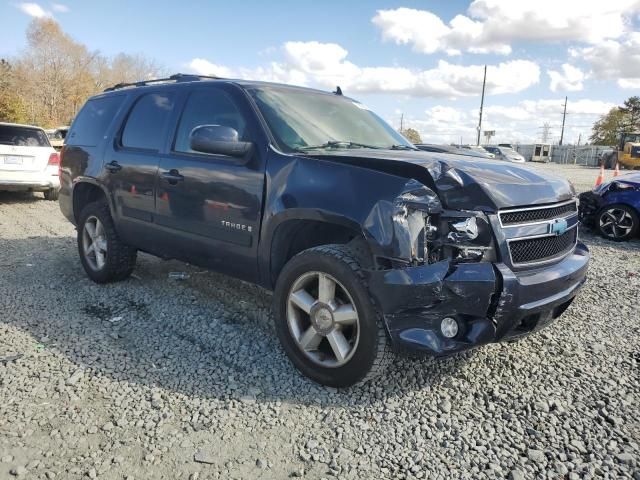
xmin=103 ymin=73 xmax=221 ymax=92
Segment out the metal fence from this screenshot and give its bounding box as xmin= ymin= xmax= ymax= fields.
xmin=513 ymin=145 xmax=614 ymax=167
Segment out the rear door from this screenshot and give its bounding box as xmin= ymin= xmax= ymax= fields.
xmin=102 ymin=90 xmax=177 ymax=247
xmin=153 ymin=84 xmax=266 ymax=280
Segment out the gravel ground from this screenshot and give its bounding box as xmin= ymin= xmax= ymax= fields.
xmin=0 ymin=164 xmax=639 ymax=480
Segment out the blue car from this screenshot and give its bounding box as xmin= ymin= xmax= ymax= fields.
xmin=579 ymin=173 xmax=640 ymax=241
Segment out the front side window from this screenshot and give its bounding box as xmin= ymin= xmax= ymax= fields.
xmin=248 ymin=87 xmax=412 ymax=152
xmin=174 ymin=88 xmax=248 ymax=154
xmin=121 ymin=92 xmax=175 ymax=151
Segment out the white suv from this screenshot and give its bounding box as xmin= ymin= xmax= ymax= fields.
xmin=0 ymin=122 xmax=60 ymax=200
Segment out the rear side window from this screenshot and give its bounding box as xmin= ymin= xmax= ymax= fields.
xmin=173 ymin=89 xmax=247 ymax=154
xmin=0 ymin=125 xmax=49 ymax=147
xmin=67 ymin=95 xmax=125 ymax=147
xmin=121 ymin=92 xmax=175 ymax=151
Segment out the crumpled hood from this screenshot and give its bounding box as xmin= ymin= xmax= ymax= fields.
xmin=308 ymin=150 xmax=575 ymax=211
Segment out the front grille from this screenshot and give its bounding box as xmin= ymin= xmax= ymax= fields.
xmin=509 ymin=227 xmax=577 ymax=265
xmin=500 ymin=202 xmax=577 ymax=225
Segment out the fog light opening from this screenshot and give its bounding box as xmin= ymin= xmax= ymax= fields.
xmin=440 ymin=317 xmax=459 ymax=338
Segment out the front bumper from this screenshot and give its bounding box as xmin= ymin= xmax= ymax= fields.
xmin=366 ymin=242 xmax=589 ymax=356
xmin=578 ymin=191 xmax=602 ymax=226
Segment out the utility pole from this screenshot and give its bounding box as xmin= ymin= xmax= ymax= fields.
xmin=476 ymin=65 xmax=487 ymax=146
xmin=400 ymin=113 xmax=404 ymax=132
xmin=559 ymin=96 xmax=567 ymax=146
xmin=577 ymin=133 xmax=581 ymax=146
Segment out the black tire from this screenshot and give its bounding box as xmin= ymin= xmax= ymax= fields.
xmin=273 ymin=244 xmax=391 ymax=388
xmin=77 ymin=200 xmax=137 ymax=283
xmin=43 ymin=188 xmax=59 ymax=201
xmin=595 ymin=204 xmax=639 ymax=242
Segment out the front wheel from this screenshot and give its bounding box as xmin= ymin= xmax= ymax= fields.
xmin=77 ymin=200 xmax=137 ymax=283
xmin=596 ymin=204 xmax=639 ymax=241
xmin=273 ymin=245 xmax=391 ymax=387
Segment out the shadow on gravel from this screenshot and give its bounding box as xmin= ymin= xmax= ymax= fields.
xmin=1 ymin=232 xmax=637 ymax=407
xmin=0 ymin=236 xmax=476 ymax=407
xmin=0 ymin=191 xmax=45 ymax=204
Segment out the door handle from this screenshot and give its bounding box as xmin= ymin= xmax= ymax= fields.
xmin=161 ymin=169 xmax=184 ymax=184
xmin=105 ymin=161 xmax=122 ymax=173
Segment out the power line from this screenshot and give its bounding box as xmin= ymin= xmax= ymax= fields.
xmin=539 ymin=122 xmax=551 ymax=143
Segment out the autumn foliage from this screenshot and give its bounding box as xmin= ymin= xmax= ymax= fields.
xmin=0 ymin=19 xmax=163 ymax=128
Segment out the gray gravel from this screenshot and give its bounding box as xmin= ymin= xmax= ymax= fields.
xmin=1 ymin=164 xmax=639 ymax=479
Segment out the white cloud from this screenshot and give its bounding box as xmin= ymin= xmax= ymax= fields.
xmin=548 ymin=64 xmax=585 ymax=92
xmin=570 ymin=32 xmax=640 ymax=89
xmin=404 ymin=99 xmax=615 ymax=145
xmin=486 ymin=99 xmax=614 ymax=120
xmin=51 ymin=3 xmax=69 ymax=12
xmin=187 ymin=41 xmax=540 ymax=98
xmin=17 ymin=2 xmax=51 ymax=18
xmin=618 ymin=78 xmax=640 ymax=88
xmin=372 ymin=1 xmax=640 ymax=56
xmin=188 ymin=58 xmax=235 ymax=78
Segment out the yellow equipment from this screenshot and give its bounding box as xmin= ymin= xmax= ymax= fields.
xmin=618 ymin=131 xmax=640 ymax=169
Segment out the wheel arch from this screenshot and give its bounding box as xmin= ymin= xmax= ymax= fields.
xmin=72 ymin=178 xmax=114 ymax=224
xmin=261 ymin=209 xmax=373 ymax=289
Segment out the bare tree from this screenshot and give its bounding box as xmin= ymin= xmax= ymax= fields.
xmin=10 ymin=19 xmax=164 ymax=127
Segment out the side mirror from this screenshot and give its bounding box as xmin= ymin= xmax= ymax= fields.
xmin=189 ymin=125 xmax=252 ymax=158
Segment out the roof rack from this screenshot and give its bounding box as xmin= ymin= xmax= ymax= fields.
xmin=103 ymin=73 xmax=221 ymax=92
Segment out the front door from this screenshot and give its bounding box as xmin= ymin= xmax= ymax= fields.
xmin=103 ymin=90 xmax=177 ymax=248
xmin=154 ymin=85 xmax=265 ymax=281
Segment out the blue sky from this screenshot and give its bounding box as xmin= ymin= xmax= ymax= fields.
xmin=2 ymin=1 xmax=639 ymax=144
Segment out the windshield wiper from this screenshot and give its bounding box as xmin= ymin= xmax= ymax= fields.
xmin=296 ymin=141 xmax=382 ymax=151
xmin=390 ymin=144 xmax=417 ymax=150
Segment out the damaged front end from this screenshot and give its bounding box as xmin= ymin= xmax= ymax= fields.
xmin=363 ymin=179 xmax=502 ymax=355
xmin=362 ymin=177 xmax=588 ymax=356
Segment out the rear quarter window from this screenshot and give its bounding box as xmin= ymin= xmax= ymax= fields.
xmin=67 ymin=95 xmax=125 ymax=147
xmin=121 ymin=92 xmax=175 ymax=151
xmin=0 ymin=125 xmax=50 ymax=147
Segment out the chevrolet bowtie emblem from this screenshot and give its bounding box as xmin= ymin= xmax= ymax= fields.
xmin=549 ymin=218 xmax=568 ymax=236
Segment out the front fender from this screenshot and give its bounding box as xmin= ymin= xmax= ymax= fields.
xmin=259 ymin=151 xmax=439 ymax=285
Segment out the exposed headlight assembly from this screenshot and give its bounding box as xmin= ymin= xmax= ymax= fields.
xmin=443 ymin=212 xmax=496 ymax=263
xmin=392 ymin=182 xmax=495 ymax=265
xmin=393 ymin=183 xmax=441 ymax=265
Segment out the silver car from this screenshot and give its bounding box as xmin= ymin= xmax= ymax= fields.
xmin=483 ymin=145 xmax=526 ymax=163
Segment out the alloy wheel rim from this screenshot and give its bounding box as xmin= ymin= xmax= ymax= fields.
xmin=82 ymin=216 xmax=108 ymax=271
xmin=286 ymin=271 xmax=360 ymax=368
xmin=599 ymin=208 xmax=634 ymax=238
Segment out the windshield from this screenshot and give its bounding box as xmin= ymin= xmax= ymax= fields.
xmin=249 ymin=87 xmax=413 ymax=152
xmin=0 ymin=125 xmax=50 ymax=147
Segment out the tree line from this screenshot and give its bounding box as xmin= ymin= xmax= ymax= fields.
xmin=0 ymin=19 xmax=164 ymax=128
xmin=590 ymin=96 xmax=640 ymax=146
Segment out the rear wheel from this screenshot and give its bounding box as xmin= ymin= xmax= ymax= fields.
xmin=77 ymin=200 xmax=137 ymax=283
xmin=273 ymin=245 xmax=391 ymax=387
xmin=596 ymin=204 xmax=639 ymax=241
xmin=43 ymin=188 xmax=59 ymax=201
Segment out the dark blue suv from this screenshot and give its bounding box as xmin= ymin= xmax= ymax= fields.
xmin=59 ymin=74 xmax=589 ymax=387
